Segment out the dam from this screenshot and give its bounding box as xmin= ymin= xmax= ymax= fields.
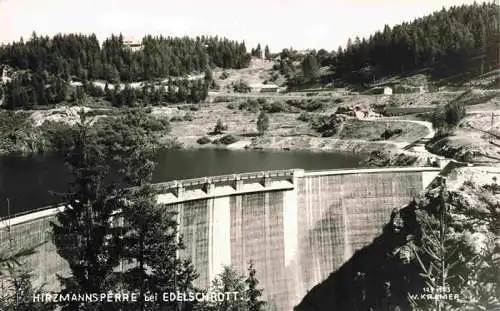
xmin=0 ymin=167 xmax=440 ymax=310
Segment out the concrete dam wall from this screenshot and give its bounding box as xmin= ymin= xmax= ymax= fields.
xmin=0 ymin=167 xmax=440 ymax=310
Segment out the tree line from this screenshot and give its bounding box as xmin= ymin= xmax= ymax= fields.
xmin=1 ymin=70 xmax=212 ymax=109
xmin=103 ymin=79 xmax=210 ymax=108
xmin=0 ymin=33 xmax=251 ymax=83
xmin=0 ymin=109 xmax=269 ymax=311
xmin=250 ymin=44 xmax=271 ymax=60
xmin=333 ymin=2 xmax=499 ymax=83
xmin=0 ymin=33 xmax=252 ymax=109
xmin=282 ymin=2 xmax=499 ymax=87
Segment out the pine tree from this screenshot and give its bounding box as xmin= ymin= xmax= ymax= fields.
xmin=100 ymin=109 xmax=198 ymax=311
xmin=264 ymin=45 xmax=270 ymax=60
xmin=122 ymin=84 xmax=136 ymax=107
xmin=51 ymin=111 xmax=123 ymax=311
xmin=450 ymin=180 xmax=500 ymax=310
xmin=205 ymin=266 xmax=248 ymax=311
xmin=121 ymin=184 xmax=192 ymax=311
xmin=245 ymin=261 xmax=265 ymax=311
xmin=411 ymin=182 xmax=455 ymax=311
xmin=253 ymin=44 xmax=262 ymax=59
xmin=53 ymin=77 xmax=67 ymax=103
xmin=204 ymin=66 xmax=212 ymax=81
xmin=410 ymin=179 xmax=500 ymax=311
xmin=104 ymin=82 xmax=110 ymax=95
xmin=301 ymin=54 xmax=320 ymax=81
xmin=256 ymin=111 xmax=269 ymax=136
xmin=204 ymin=67 xmax=214 ymax=88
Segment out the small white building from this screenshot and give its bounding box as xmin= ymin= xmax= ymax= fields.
xmin=69 ymin=80 xmax=83 ymax=87
xmin=1 ymin=66 xmax=12 ymax=85
xmin=370 ymin=86 xmax=393 ymax=95
xmin=123 ymin=38 xmax=143 ymax=52
xmin=260 ymin=85 xmax=279 ymax=93
xmin=249 ymin=83 xmax=279 ymax=93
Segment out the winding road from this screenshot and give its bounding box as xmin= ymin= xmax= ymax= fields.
xmin=358 ymin=116 xmax=446 ymax=162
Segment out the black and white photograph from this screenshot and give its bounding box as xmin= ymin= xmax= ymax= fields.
xmin=0 ymin=0 xmax=499 ymax=310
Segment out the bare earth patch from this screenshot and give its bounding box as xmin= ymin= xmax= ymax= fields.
xmin=164 ymin=101 xmax=431 ymax=156
xmin=212 ymin=58 xmax=281 ymax=92
xmin=30 ymin=106 xmax=94 ymax=126
xmin=339 ymin=119 xmax=429 ymax=142
xmin=428 ymin=104 xmax=500 ymax=163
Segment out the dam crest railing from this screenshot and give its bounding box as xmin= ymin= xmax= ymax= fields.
xmin=0 ymin=169 xmax=303 ymax=223
xmin=154 ymin=169 xmax=299 ymax=188
xmin=0 ymin=166 xmax=443 ymax=224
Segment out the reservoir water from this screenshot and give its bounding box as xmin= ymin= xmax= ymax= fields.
xmin=0 ymin=149 xmax=365 ymax=217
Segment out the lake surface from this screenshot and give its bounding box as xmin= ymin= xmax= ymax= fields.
xmin=0 ymin=149 xmax=365 ymax=217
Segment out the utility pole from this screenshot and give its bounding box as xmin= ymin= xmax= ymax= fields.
xmin=490 ymin=112 xmax=494 ymax=144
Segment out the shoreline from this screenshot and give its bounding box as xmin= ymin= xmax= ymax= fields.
xmin=0 ymin=136 xmax=392 ymax=158
xmin=0 ymin=101 xmax=459 ymax=163
xmin=161 ymin=135 xmax=400 ymax=154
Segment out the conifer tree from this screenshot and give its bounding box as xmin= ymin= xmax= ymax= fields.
xmin=204 ymin=67 xmax=214 ymax=88
xmin=51 ymin=111 xmax=123 ymax=311
xmin=411 ymin=182 xmax=456 ymax=311
xmin=264 ymin=45 xmax=270 ymax=60
xmin=301 ymin=54 xmax=320 ymax=81
xmin=255 ymin=44 xmax=262 ymax=59
xmin=204 ymin=266 xmax=248 ymax=311
xmin=245 ymin=261 xmax=265 ymax=311
xmin=103 ymin=109 xmax=198 ymax=311
xmin=256 ymin=111 xmax=269 ymax=136
xmin=411 ymin=179 xmax=500 ymax=311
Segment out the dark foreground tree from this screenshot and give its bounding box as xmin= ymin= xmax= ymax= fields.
xmin=51 ymin=112 xmax=123 ymax=311
xmin=412 ymin=179 xmax=500 ymax=311
xmin=411 ymin=183 xmax=458 ymax=311
xmin=100 ymin=109 xmax=198 ymax=311
xmin=121 ymin=185 xmax=198 ymax=311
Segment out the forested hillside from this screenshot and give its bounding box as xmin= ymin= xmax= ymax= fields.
xmin=293 ymin=2 xmax=499 ymax=86
xmin=0 ymin=34 xmax=252 ymax=109
xmin=335 ymin=2 xmax=499 ymax=83
xmin=0 ymin=33 xmax=251 ymax=82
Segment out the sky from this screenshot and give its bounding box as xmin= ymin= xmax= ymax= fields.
xmin=0 ymin=0 xmax=485 ymax=52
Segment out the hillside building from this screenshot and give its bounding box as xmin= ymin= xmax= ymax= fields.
xmin=123 ymin=38 xmax=143 ymax=52
xmin=249 ymin=83 xmax=280 ymax=93
xmin=1 ymin=66 xmax=12 ymax=84
xmin=260 ymin=85 xmax=279 ymax=93
xmin=370 ymin=86 xmax=393 ymax=95
xmin=392 ymin=85 xmax=427 ymax=94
